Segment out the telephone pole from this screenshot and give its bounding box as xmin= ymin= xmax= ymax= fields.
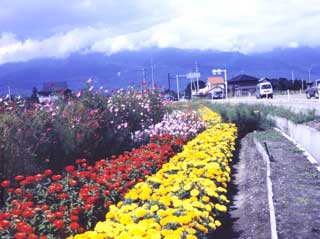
xmin=7 ymin=83 xmax=11 ymax=101
xmin=142 ymin=68 xmax=146 ymax=83
xmin=195 ymin=61 xmax=200 ymax=92
xmin=150 ymin=58 xmax=155 ymax=90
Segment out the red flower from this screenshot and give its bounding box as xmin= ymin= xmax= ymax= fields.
xmin=1 ymin=180 xmax=10 ymax=188
xmin=84 ymin=204 xmax=92 ymax=211
xmin=34 ymin=174 xmax=44 ymax=181
xmin=57 ymin=193 xmax=69 ymax=200
xmin=14 ymin=188 xmax=23 ymax=195
xmin=51 ymin=175 xmax=62 ymax=181
xmin=52 ymin=219 xmax=64 ymax=230
xmin=22 ymin=209 xmax=35 ymax=219
xmin=70 ymin=215 xmax=79 ymax=222
xmin=65 ymin=165 xmax=75 ymax=172
xmin=15 ymin=175 xmax=24 ymax=181
xmin=19 ymin=180 xmax=28 ymax=186
xmin=69 ymin=222 xmax=80 ymax=231
xmin=27 ymin=234 xmax=38 ymax=239
xmin=0 ymin=219 xmax=11 ymax=229
xmin=25 ymin=176 xmax=35 ymax=183
xmin=14 ymin=232 xmax=27 ymax=239
xmin=54 ymin=211 xmax=64 ymax=218
xmin=44 ymin=169 xmax=53 ymax=176
xmin=69 ymin=180 xmax=77 ymax=186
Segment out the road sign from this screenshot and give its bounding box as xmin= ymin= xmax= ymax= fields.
xmin=186 ymin=72 xmax=201 ymax=79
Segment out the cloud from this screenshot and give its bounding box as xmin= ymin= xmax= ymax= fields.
xmin=0 ymin=0 xmax=320 ymax=64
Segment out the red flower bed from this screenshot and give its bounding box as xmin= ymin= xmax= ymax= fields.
xmin=0 ymin=134 xmax=184 ymax=238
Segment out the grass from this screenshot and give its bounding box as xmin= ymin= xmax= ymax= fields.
xmin=170 ymin=98 xmax=319 ymax=138
xmin=254 ymin=129 xmax=283 ymax=142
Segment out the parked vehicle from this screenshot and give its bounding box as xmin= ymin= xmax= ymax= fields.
xmin=306 ymin=79 xmax=320 ymax=99
xmin=256 ymin=81 xmax=273 ymax=99
xmin=208 ymin=88 xmax=225 ymax=99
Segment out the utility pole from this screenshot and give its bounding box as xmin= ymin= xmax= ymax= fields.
xmin=7 ymin=84 xmax=11 ymax=101
xmin=142 ymin=68 xmax=146 ymax=84
xmin=308 ymin=68 xmax=311 ymax=82
xmin=150 ymin=58 xmax=154 ymax=90
xmin=167 ymin=73 xmax=171 ymax=90
xmin=176 ymin=75 xmax=180 ymax=101
xmin=195 ymin=61 xmax=199 ymax=92
xmin=291 ymin=71 xmax=294 ymax=82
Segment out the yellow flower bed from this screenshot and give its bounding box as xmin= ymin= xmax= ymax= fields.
xmin=197 ymin=106 xmax=222 ymax=128
xmin=69 ymin=109 xmax=237 ymax=239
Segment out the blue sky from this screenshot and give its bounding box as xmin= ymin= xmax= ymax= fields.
xmin=0 ymin=0 xmax=320 ymax=64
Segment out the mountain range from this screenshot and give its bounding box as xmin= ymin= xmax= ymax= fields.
xmin=1 ymin=47 xmax=320 ymax=96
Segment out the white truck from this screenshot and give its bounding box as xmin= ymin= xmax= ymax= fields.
xmin=256 ymin=81 xmax=273 ymax=99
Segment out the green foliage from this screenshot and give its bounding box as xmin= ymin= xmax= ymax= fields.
xmin=173 ymin=99 xmax=319 ymax=137
xmin=206 ymin=103 xmax=274 ymax=137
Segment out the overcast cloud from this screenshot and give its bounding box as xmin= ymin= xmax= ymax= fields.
xmin=0 ymin=0 xmax=320 ymax=64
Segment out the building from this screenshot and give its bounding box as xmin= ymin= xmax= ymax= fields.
xmin=38 ymin=81 xmax=70 ymax=103
xmin=228 ymin=74 xmax=259 ymax=96
xmin=198 ymin=76 xmax=225 ymax=95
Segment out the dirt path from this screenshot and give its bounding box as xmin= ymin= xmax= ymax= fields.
xmin=257 ymin=130 xmax=320 ymax=239
xmin=231 ymin=130 xmax=320 ymax=239
xmin=231 ymin=133 xmax=271 ymax=239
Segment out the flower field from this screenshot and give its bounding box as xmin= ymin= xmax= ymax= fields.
xmin=0 ymin=93 xmax=238 ymax=239
xmin=68 ymin=107 xmax=237 ymax=239
xmin=0 ymin=97 xmax=208 ymax=238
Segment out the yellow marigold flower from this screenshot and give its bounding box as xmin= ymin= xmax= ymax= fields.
xmin=202 ymin=196 xmax=210 ymax=202
xmin=186 ymin=235 xmax=197 ymax=239
xmin=161 ymin=229 xmax=174 ymax=236
xmin=127 ymin=190 xmax=139 ymax=200
xmin=183 ymin=183 xmax=192 ymax=191
xmin=217 ymin=187 xmax=227 ymax=193
xmin=205 ymin=204 xmax=212 ymax=212
xmin=220 ymin=194 xmax=229 ymax=203
xmin=190 ymin=189 xmax=199 ymax=197
xmin=150 ymin=205 xmax=159 ymax=212
xmin=215 ymin=204 xmax=227 ymax=212
xmin=214 ymin=220 xmax=222 ymax=227
xmin=195 ymin=223 xmax=208 ymax=233
xmin=119 ymin=214 xmax=134 ymax=225
xmin=208 ymin=222 xmax=216 ymax=230
xmin=106 ymin=211 xmax=115 ymax=219
xmin=135 ymin=207 xmax=147 ymax=218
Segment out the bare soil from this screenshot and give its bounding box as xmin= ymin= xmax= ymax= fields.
xmin=260 ymin=130 xmax=320 ymax=239
xmin=230 ymin=133 xmax=271 ymax=239
xmin=232 ymin=130 xmax=320 ymax=239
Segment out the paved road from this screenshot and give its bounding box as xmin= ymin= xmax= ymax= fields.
xmin=214 ymin=94 xmax=320 ymax=115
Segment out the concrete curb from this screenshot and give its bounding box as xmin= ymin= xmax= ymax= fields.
xmin=254 ymin=137 xmax=278 ymax=239
xmin=270 ymin=115 xmax=320 ymax=164
xmin=274 ymin=128 xmax=320 ymax=172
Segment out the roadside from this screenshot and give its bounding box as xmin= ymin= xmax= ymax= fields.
xmin=255 ymin=130 xmax=320 ymax=239
xmin=210 ymin=94 xmax=320 ymax=116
